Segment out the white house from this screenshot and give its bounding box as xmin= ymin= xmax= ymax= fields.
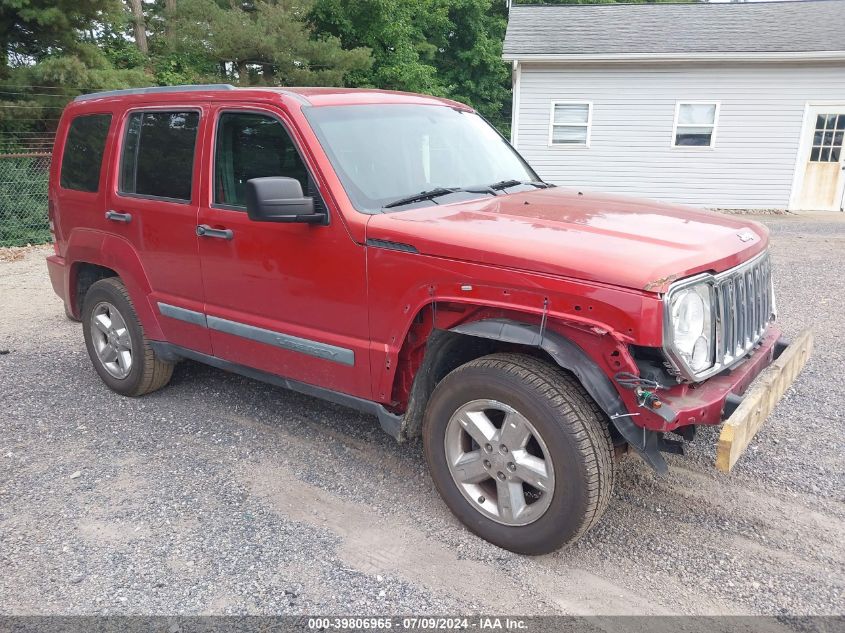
xmin=503 ymin=1 xmax=845 ymax=211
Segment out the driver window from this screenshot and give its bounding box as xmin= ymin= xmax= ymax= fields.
xmin=214 ymin=112 xmax=308 ymax=208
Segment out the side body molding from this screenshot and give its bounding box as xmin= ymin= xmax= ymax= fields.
xmin=449 ymin=318 xmax=669 ymax=474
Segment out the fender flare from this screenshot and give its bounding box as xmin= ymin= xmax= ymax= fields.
xmin=65 ymin=230 xmax=164 ymax=340
xmin=449 ymin=318 xmax=669 ymax=474
xmin=450 ymin=318 xmax=628 ymax=418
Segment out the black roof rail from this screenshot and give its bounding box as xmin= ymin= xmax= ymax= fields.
xmin=74 ymin=84 xmax=237 ymax=102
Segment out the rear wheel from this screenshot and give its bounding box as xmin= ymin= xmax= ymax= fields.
xmin=423 ymin=353 xmax=614 ymax=554
xmin=82 ymin=277 xmax=174 ymax=396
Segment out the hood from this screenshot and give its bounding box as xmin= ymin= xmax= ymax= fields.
xmin=365 ymin=188 xmax=769 ymax=294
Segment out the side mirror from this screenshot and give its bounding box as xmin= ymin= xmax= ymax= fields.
xmin=245 ymin=177 xmax=327 ymax=224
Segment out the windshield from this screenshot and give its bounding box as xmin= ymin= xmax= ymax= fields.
xmin=303 ymin=104 xmax=539 ymax=212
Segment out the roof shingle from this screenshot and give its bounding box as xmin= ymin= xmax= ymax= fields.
xmin=503 ymin=1 xmax=845 ymax=57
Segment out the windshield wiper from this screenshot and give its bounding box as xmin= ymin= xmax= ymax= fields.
xmin=493 ymin=179 xmax=552 ymax=190
xmin=488 ymin=179 xmax=524 ymax=190
xmin=383 ymin=180 xmax=554 ymax=209
xmin=463 ymin=179 xmax=554 ymax=194
xmin=383 ymin=187 xmax=458 ymax=209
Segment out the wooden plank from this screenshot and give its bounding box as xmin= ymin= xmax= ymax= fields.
xmin=716 ymin=329 xmax=814 ymax=473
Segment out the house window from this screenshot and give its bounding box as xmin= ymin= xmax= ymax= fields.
xmin=673 ymin=103 xmax=719 ymax=147
xmin=810 ymin=114 xmax=844 ymax=162
xmin=550 ymin=102 xmax=591 ymax=147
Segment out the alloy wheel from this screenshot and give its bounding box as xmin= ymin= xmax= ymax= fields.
xmin=90 ymin=301 xmax=133 ymax=379
xmin=444 ymin=399 xmax=556 ymax=526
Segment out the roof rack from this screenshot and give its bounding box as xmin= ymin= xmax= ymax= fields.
xmin=74 ymin=84 xmax=236 ymax=102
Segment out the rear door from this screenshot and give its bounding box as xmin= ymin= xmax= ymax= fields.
xmin=107 ymin=105 xmax=212 ymax=353
xmin=195 ymin=103 xmax=371 ymax=399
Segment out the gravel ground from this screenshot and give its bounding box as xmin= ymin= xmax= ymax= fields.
xmin=0 ymin=212 xmax=842 ymax=616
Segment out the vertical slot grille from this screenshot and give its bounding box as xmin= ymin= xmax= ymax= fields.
xmin=714 ymin=252 xmax=773 ymax=367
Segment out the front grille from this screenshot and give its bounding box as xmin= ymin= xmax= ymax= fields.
xmin=714 ymin=251 xmax=774 ymax=369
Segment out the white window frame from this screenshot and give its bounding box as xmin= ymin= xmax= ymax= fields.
xmin=672 ymin=101 xmax=720 ymax=149
xmin=548 ymin=101 xmax=592 ymax=148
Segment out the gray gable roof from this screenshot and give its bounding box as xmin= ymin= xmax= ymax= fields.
xmin=503 ymin=1 xmax=845 ymax=58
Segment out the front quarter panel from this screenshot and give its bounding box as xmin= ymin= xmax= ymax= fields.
xmin=365 ymin=245 xmax=664 ymax=413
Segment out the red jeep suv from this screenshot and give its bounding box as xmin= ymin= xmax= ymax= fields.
xmin=46 ymin=84 xmax=812 ymax=553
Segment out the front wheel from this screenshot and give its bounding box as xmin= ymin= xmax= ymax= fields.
xmin=423 ymin=353 xmax=615 ymax=554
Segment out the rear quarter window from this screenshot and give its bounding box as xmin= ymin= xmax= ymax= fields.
xmin=59 ymin=114 xmax=112 ymax=193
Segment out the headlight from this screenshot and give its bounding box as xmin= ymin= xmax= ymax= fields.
xmin=665 ymin=282 xmax=714 ymax=377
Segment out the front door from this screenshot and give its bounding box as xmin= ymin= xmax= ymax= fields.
xmin=195 ymin=104 xmax=372 ymax=400
xmin=794 ymin=108 xmax=845 ymax=211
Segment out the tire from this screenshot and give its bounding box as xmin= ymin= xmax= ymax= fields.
xmin=423 ymin=352 xmax=615 ymax=554
xmin=81 ymin=277 xmax=174 ymax=397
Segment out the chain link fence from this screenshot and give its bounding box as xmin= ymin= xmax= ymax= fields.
xmin=0 ymin=152 xmax=52 ymax=248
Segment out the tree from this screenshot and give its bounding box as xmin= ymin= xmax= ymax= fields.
xmin=0 ymin=0 xmax=122 ymax=75
xmin=164 ymin=0 xmax=177 ymax=42
xmin=310 ymin=0 xmax=446 ymax=95
xmin=310 ymin=0 xmax=511 ymax=130
xmin=430 ymin=0 xmax=511 ymax=128
xmin=162 ymin=0 xmax=372 ymax=86
xmin=125 ymin=0 xmax=149 ymax=54
xmin=0 ymin=0 xmax=148 ymax=145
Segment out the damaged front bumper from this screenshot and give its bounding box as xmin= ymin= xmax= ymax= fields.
xmin=714 ymin=328 xmax=813 ymax=472
xmin=615 ymin=326 xmax=814 ymax=473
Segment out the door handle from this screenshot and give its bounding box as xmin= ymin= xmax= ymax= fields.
xmin=196 ymin=224 xmax=234 ymax=240
xmin=105 ymin=210 xmax=132 ymax=223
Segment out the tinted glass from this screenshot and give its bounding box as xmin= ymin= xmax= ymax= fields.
xmin=120 ymin=111 xmax=199 ymax=201
xmin=60 ymin=114 xmax=111 ymax=192
xmin=215 ymin=112 xmax=308 ymax=207
xmin=304 ymin=105 xmax=537 ymax=212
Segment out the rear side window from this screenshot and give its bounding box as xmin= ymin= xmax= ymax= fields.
xmin=120 ymin=111 xmax=200 ymax=201
xmin=60 ymin=114 xmax=111 ymax=192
